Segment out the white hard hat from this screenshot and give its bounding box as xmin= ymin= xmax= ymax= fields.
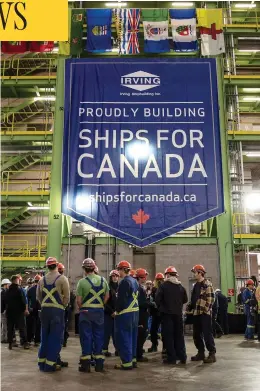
xmin=1 ymin=278 xmax=11 ymax=285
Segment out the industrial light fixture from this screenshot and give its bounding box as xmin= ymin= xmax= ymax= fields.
xmin=243 ymin=97 xmax=260 ymax=102
xmin=172 ymin=2 xmax=194 ymax=6
xmin=234 ymin=3 xmax=256 ymax=8
xmin=238 ymin=49 xmax=260 ymax=52
xmin=27 ymin=202 xmax=33 ymax=206
xmin=245 ymin=193 xmax=260 ymax=211
xmin=245 ymin=152 xmax=260 ymax=157
xmin=33 ymin=96 xmax=56 ymax=102
xmin=243 ymin=88 xmax=260 ymax=92
xmin=105 ymin=2 xmax=127 ymax=6
xmin=28 ymin=206 xmax=50 ymax=210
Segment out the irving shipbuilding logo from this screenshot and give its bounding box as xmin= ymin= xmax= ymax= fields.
xmin=121 ymin=71 xmax=160 ymax=92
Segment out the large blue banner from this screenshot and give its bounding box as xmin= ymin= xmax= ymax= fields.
xmin=62 ymin=58 xmax=224 ymax=247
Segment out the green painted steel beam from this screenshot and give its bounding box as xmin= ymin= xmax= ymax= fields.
xmin=0 ymin=195 xmax=49 ymax=202
xmin=217 ymin=59 xmax=236 ymax=312
xmin=1 ymin=134 xmax=53 ymax=142
xmin=228 ymin=133 xmax=260 ymax=141
xmin=1 ymin=261 xmax=45 ymax=268
xmin=1 ymin=78 xmax=56 ymax=87
xmin=234 ymin=237 xmax=260 ymax=245
xmin=224 ymin=77 xmax=260 ymax=86
xmin=47 ymin=59 xmax=65 ymax=260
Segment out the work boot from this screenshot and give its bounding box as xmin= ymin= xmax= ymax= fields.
xmin=104 ymin=351 xmax=112 ymax=357
xmin=60 ymin=361 xmax=69 ymax=368
xmin=78 ymin=359 xmax=91 ymax=373
xmin=95 ymin=360 xmax=104 ymax=373
xmin=8 ymin=343 xmax=12 ymax=350
xmin=115 ymin=350 xmax=119 ymax=356
xmin=23 ymin=343 xmax=30 ymax=350
xmin=203 ymin=353 xmax=216 ymax=364
xmin=191 ymin=352 xmax=205 ymax=361
xmin=163 ymin=359 xmax=176 ymax=365
xmin=114 ymin=364 xmax=132 ymax=370
xmin=137 ymin=356 xmax=149 ymax=362
xmin=133 ymin=362 xmax=138 ymax=369
xmin=148 ymin=345 xmax=158 ymax=353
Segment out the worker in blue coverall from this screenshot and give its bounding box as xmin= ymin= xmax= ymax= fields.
xmin=77 ymin=258 xmax=109 ymax=373
xmin=114 ymin=260 xmax=139 ymax=370
xmin=37 ymin=257 xmax=70 ymax=372
xmin=242 ymin=279 xmax=255 ymax=340
xmin=103 ymin=269 xmax=119 ymax=357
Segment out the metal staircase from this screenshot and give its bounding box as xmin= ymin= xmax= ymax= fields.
xmin=1 ymin=154 xmax=41 ymax=179
xmin=1 ymin=207 xmax=36 ymax=233
xmin=1 ymin=55 xmax=57 ymax=77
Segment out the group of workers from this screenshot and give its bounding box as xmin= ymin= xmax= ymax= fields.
xmin=1 ymin=258 xmax=260 ymax=373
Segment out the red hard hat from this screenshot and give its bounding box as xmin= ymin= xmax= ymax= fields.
xmin=246 ymin=279 xmax=254 ymax=286
xmin=46 ymin=257 xmax=58 ymax=267
xmin=191 ymin=264 xmax=206 ymax=273
xmin=117 ymin=260 xmax=131 ymax=270
xmin=34 ymin=274 xmax=41 ymax=282
xmin=155 ymin=273 xmax=164 ymax=280
xmin=82 ymin=258 xmax=96 ymax=268
xmin=58 ymin=263 xmax=65 ymax=271
xmin=109 ymin=269 xmax=120 ymax=277
xmin=129 ymin=269 xmax=136 ymax=277
xmin=136 ymin=268 xmax=148 ymax=278
xmin=165 ymin=266 xmax=178 ymax=275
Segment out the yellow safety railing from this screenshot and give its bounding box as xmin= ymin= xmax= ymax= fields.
xmin=1 ymin=234 xmax=47 ymax=259
xmin=223 ymin=8 xmax=260 ymax=26
xmin=228 ymin=120 xmax=260 ymax=135
xmin=233 ymin=213 xmax=260 ymax=236
xmin=1 ymin=170 xmax=50 ymax=195
xmin=1 ymin=57 xmax=57 ymax=77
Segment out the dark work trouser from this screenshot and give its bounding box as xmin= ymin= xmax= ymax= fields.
xmin=7 ymin=313 xmax=27 ymax=345
xmin=27 ymin=309 xmax=41 ymax=343
xmin=217 ymin=310 xmax=229 ymax=335
xmin=150 ymin=315 xmax=161 ymax=347
xmin=103 ymin=313 xmax=116 ymax=352
xmin=64 ymin=308 xmax=69 ymax=345
xmin=161 ymin=313 xmax=187 ymax=362
xmin=193 ymin=314 xmax=216 ymax=354
xmin=137 ymin=312 xmax=148 ymax=359
xmin=257 ymin=314 xmax=260 ymax=341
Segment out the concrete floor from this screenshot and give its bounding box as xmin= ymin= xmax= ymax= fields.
xmin=2 ymin=336 xmax=260 ymax=391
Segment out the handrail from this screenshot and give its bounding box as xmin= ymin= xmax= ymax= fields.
xmin=1 ymin=170 xmax=50 ymax=194
xmin=1 ymin=234 xmax=47 ymax=258
xmin=233 ymin=213 xmax=260 ymax=235
xmin=1 ymin=57 xmax=57 ymax=77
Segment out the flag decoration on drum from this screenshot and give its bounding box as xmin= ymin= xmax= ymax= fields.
xmin=86 ymin=8 xmax=112 ymax=52
xmin=116 ymin=8 xmax=140 ymax=54
xmin=29 ymin=41 xmax=54 ymax=52
xmin=170 ymin=8 xmax=197 ymax=52
xmin=59 ymin=9 xmax=84 ymax=55
xmin=142 ymin=9 xmax=170 ymax=53
xmin=1 ymin=41 xmax=28 ymax=53
xmin=197 ymin=9 xmax=225 ymax=56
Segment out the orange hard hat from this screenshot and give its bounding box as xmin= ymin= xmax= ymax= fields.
xmin=155 ymin=273 xmax=164 ymax=280
xmin=165 ymin=266 xmax=178 ymax=275
xmin=58 ymin=263 xmax=65 ymax=271
xmin=117 ymin=260 xmax=131 ymax=270
xmin=46 ymin=257 xmax=58 ymax=267
xmin=246 ymin=279 xmax=254 ymax=286
xmin=109 ymin=269 xmax=120 ymax=277
xmin=136 ymin=268 xmax=148 ymax=278
xmin=82 ymin=258 xmax=96 ymax=269
xmin=191 ymin=264 xmax=206 ymax=274
xmin=34 ymin=274 xmax=41 ymax=282
xmin=129 ymin=269 xmax=136 ymax=277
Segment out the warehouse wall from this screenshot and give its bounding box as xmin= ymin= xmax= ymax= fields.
xmin=62 ymin=243 xmax=220 ymax=298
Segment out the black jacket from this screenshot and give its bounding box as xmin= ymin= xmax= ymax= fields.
xmin=5 ymin=283 xmax=26 ymax=315
xmin=105 ymin=281 xmax=118 ymax=316
xmin=1 ymin=288 xmax=7 ymax=313
xmin=216 ymin=292 xmax=228 ymax=311
xmin=155 ymin=277 xmax=188 ymax=316
xmin=138 ymin=284 xmax=149 ymax=326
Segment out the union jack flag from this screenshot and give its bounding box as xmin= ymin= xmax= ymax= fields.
xmin=119 ymin=9 xmax=140 ymax=54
